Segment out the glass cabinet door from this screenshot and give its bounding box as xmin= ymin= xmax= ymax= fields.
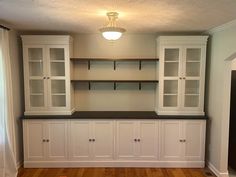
xmin=48 ymin=46 xmax=67 ymax=108
xmin=183 ymin=48 xmax=202 ymax=108
xmin=27 ymin=47 xmax=46 ymax=108
xmin=163 ymin=48 xmax=181 ymax=107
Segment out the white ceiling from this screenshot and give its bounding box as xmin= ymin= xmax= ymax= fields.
xmin=1 ymin=0 xmax=236 ymax=33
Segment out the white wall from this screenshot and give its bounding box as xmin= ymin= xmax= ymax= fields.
xmin=9 ymin=30 xmax=24 ymax=167
xmin=206 ymin=24 xmax=236 ymax=174
xmin=72 ymin=33 xmax=158 ymax=111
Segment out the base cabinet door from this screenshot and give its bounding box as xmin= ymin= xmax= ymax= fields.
xmin=116 ymin=121 xmax=137 ymax=159
xmin=92 ymin=121 xmax=114 ymax=160
xmin=183 ymin=120 xmax=206 ymax=161
xmin=160 ymin=120 xmax=183 ymax=161
xmin=70 ymin=121 xmax=92 ymax=160
xmin=160 ymin=120 xmax=206 ymax=162
xmin=138 ymin=121 xmax=158 ymax=160
xmin=46 ymin=120 xmax=68 ymax=160
xmin=23 ymin=120 xmax=46 ymax=161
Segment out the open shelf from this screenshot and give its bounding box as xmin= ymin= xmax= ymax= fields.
xmin=71 ymin=79 xmax=159 ymax=90
xmin=71 ymin=58 xmax=159 ymax=70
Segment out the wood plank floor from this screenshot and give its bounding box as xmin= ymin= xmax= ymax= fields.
xmin=17 ymin=168 xmax=215 ymax=177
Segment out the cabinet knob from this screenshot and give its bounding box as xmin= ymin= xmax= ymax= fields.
xmin=179 ymin=77 xmax=182 ymax=80
xmin=183 ymin=77 xmax=186 ymax=80
xmin=137 ymin=139 xmax=141 ymax=142
xmin=46 ymin=139 xmax=49 ymax=142
xmin=42 ymin=139 xmax=46 ymax=142
xmin=47 ymin=77 xmax=50 ymax=79
xmin=134 ymin=139 xmax=137 ymax=142
xmin=92 ymin=139 xmax=95 ymax=142
xmin=43 ymin=77 xmax=46 ymax=79
xmin=89 ymin=139 xmax=92 ymax=142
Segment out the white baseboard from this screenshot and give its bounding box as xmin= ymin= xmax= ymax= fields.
xmin=24 ymin=160 xmax=205 ymax=168
xmin=207 ymin=161 xmax=229 ymax=177
xmin=17 ymin=160 xmax=23 ymax=169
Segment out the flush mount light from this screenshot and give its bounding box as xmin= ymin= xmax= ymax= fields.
xmin=99 ymin=12 xmax=126 ymax=41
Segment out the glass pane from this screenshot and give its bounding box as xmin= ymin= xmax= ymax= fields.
xmin=29 ymin=62 xmax=43 ymax=76
xmin=164 ymin=62 xmax=179 ymax=77
xmin=50 ymin=48 xmax=64 ymax=60
xmin=30 ymin=95 xmax=44 ymax=107
xmin=164 ymin=49 xmax=179 ymax=61
xmin=51 ymin=62 xmax=65 ymax=76
xmin=186 ymin=48 xmax=201 ymax=61
xmin=30 ymin=80 xmax=44 ymax=94
xmin=52 ymin=95 xmax=66 ymax=107
xmin=164 ymin=80 xmax=178 ymax=94
xmin=28 ymin=48 xmax=43 ymax=60
xmin=185 ymin=80 xmax=199 ymax=94
xmin=163 ymin=95 xmax=177 ymax=107
xmin=185 ymin=95 xmax=199 ymax=107
xmin=186 ymin=62 xmax=200 ymax=76
xmin=51 ymin=80 xmax=65 ymax=94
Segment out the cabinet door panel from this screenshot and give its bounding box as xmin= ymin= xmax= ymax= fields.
xmin=47 ymin=45 xmax=69 ymax=110
xmin=46 ymin=121 xmax=68 ymax=160
xmin=24 ymin=45 xmax=48 ymax=110
xmin=138 ymin=121 xmax=158 ymax=160
xmin=93 ymin=121 xmax=114 ymax=160
xmin=160 ymin=121 xmax=183 ymax=161
xmin=116 ymin=121 xmax=136 ymax=159
xmin=70 ymin=121 xmax=92 ymax=160
xmin=184 ymin=121 xmax=205 ymax=161
xmin=23 ymin=121 xmax=46 ymax=161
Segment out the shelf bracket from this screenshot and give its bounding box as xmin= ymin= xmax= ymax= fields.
xmin=139 ymin=60 xmax=142 ymax=70
xmin=114 ymin=61 xmax=116 ymax=70
xmin=89 ymin=82 xmax=91 ymax=90
xmin=139 ymin=82 xmax=142 ymax=90
xmin=88 ymin=60 xmax=91 ymax=70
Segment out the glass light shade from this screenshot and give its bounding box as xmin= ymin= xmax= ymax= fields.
xmin=100 ymin=26 xmax=126 ymax=41
xmin=102 ymin=31 xmax=122 ymax=40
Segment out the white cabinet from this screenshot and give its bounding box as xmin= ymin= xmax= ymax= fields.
xmin=22 ymin=35 xmax=74 ymax=115
xmin=23 ymin=119 xmax=205 ymax=168
xmin=160 ymin=120 xmax=206 ymax=162
xmin=116 ymin=120 xmax=158 ymax=160
xmin=23 ymin=120 xmax=69 ymax=162
xmin=69 ymin=120 xmax=114 ymax=160
xmin=157 ymin=36 xmax=208 ymax=115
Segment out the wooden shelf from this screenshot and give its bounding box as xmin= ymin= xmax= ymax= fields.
xmin=71 ymin=79 xmax=159 ymax=90
xmin=70 ymin=58 xmax=159 ymax=70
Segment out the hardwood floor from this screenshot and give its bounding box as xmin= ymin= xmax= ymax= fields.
xmin=17 ymin=168 xmax=215 ymax=177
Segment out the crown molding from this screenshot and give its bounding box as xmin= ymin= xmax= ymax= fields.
xmin=207 ymin=19 xmax=236 ymax=34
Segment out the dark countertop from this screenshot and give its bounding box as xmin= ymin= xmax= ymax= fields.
xmin=22 ymin=111 xmax=208 ymax=120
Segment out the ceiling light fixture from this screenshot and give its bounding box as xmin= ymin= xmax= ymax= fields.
xmin=99 ymin=12 xmax=126 ymax=41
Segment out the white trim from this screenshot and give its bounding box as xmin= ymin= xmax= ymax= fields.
xmin=24 ymin=160 xmax=205 ymax=168
xmin=207 ymin=19 xmax=236 ymax=34
xmin=207 ymin=162 xmax=229 ymax=177
xmin=24 ymin=108 xmax=75 ymax=115
xmin=17 ymin=161 xmax=23 ymax=169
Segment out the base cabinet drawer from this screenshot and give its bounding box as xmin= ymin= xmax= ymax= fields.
xmin=23 ymin=119 xmax=206 ymax=168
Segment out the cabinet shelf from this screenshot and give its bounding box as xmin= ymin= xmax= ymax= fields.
xmin=70 ymin=58 xmax=159 ymax=70
xmin=71 ymin=79 xmax=159 ymax=90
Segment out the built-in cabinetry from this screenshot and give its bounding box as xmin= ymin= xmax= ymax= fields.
xmin=70 ymin=120 xmax=114 ymax=160
xmin=21 ymin=35 xmax=74 ymax=115
xmin=160 ymin=120 xmax=205 ymax=162
xmin=116 ymin=121 xmax=158 ymax=160
xmin=157 ymin=36 xmax=208 ymax=115
xmin=23 ymin=120 xmax=69 ymax=162
xmin=23 ymin=119 xmax=206 ymax=168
